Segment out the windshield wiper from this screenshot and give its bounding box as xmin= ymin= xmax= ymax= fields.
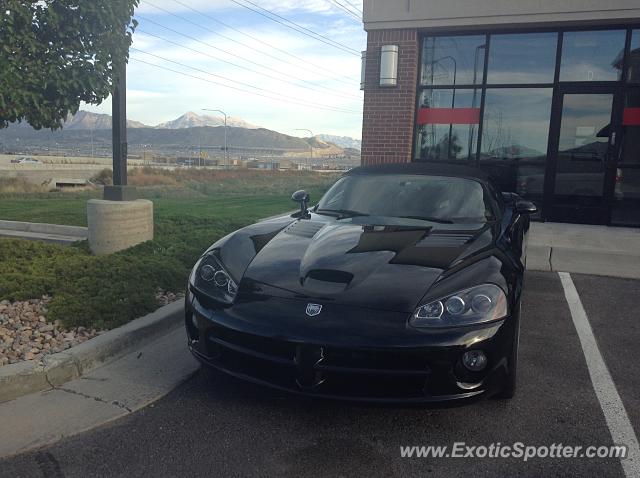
xmin=316 ymin=208 xmax=370 ymax=219
xmin=398 ymin=215 xmax=454 ymax=224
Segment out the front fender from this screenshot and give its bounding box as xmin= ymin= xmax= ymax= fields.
xmin=207 ymin=216 xmax=295 ymax=282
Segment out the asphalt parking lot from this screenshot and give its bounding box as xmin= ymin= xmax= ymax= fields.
xmin=1 ymin=271 xmax=638 ymax=477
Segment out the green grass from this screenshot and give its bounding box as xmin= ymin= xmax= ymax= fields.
xmin=0 ymin=172 xmax=337 ymax=330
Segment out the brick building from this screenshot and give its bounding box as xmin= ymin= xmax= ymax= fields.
xmin=361 ymin=0 xmax=640 ymax=226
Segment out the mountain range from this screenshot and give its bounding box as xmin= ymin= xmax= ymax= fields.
xmin=5 ymin=111 xmax=361 ymax=151
xmin=1 ymin=111 xmax=362 ymax=161
xmin=43 ymin=110 xmax=261 ymax=131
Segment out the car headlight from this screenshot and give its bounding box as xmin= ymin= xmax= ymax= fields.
xmin=411 ymin=284 xmax=507 ymax=328
xmin=190 ymin=252 xmax=238 ymax=305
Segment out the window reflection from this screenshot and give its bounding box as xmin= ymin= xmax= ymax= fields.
xmin=479 ymin=163 xmax=546 ymax=212
xmin=614 ymin=89 xmax=640 ymax=225
xmin=318 ymin=175 xmax=491 ymax=223
xmin=560 ymin=30 xmax=626 ymax=82
xmin=415 ymin=89 xmax=480 ymax=161
xmin=629 ymin=30 xmax=640 ymax=83
xmin=553 ymin=93 xmax=612 ymax=208
xmin=421 ymin=36 xmax=487 ymax=86
xmin=621 ymin=89 xmax=640 ymax=164
xmin=481 ymin=89 xmax=553 ymax=162
xmin=488 ymin=33 xmax=557 ymax=84
xmin=612 ymin=168 xmax=640 ymax=225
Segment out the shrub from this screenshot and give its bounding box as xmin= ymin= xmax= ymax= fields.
xmin=0 ymin=177 xmax=48 ymax=194
xmin=90 ymin=168 xmax=113 ymax=185
xmin=0 ymin=171 xmax=338 ymax=329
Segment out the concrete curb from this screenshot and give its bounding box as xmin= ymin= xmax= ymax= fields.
xmin=527 ymin=245 xmax=640 ymax=279
xmin=0 ymin=299 xmax=185 ymax=403
xmin=0 ymin=220 xmax=87 ymax=239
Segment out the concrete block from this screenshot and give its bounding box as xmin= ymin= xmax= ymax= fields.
xmin=87 ymin=199 xmax=153 ymax=255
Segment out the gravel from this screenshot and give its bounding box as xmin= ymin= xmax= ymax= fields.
xmin=155 ymin=289 xmax=184 ymax=307
xmin=0 ymin=290 xmax=183 ymax=367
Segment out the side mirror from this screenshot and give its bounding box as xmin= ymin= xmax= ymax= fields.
xmin=515 ymin=200 xmax=538 ymax=215
xmin=291 ymin=190 xmax=310 ymax=218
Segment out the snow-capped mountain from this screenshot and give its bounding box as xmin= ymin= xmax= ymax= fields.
xmin=316 ymin=134 xmax=361 ymax=151
xmin=155 ymin=111 xmax=260 ymax=129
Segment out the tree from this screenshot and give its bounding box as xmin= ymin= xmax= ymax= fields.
xmin=421 ymin=131 xmax=463 ymax=161
xmin=0 ymin=0 xmax=139 ymax=130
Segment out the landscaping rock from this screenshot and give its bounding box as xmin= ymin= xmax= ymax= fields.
xmin=156 ymin=289 xmax=185 ymax=307
xmin=0 ymin=291 xmax=184 ymax=366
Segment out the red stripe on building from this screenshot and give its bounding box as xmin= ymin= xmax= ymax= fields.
xmin=623 ymin=108 xmax=640 ymax=126
xmin=417 ymin=108 xmax=481 ymax=125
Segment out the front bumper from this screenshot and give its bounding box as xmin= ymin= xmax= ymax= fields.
xmin=185 ymin=289 xmax=516 ymax=404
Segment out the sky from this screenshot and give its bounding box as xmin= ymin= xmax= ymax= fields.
xmin=81 ymin=0 xmax=366 ymax=139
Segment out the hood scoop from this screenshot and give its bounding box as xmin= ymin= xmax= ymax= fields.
xmin=283 ymin=220 xmax=325 ymax=239
xmin=302 ymin=268 xmax=355 ymax=294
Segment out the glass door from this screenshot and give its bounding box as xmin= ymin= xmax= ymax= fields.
xmin=611 ymin=89 xmax=640 ymax=226
xmin=546 ymin=88 xmax=620 ymax=224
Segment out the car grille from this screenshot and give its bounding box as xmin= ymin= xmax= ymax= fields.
xmin=203 ymin=325 xmax=457 ymax=400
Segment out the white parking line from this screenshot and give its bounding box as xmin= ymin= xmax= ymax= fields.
xmin=559 ymin=272 xmax=640 ymax=478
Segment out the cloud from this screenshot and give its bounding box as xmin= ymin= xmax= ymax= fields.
xmin=85 ymin=0 xmax=366 ymax=139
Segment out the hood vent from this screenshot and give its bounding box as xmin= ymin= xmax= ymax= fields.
xmin=305 ymin=268 xmax=354 ymax=285
xmin=416 ymin=232 xmax=475 ymax=248
xmin=283 ymin=220 xmax=325 ymax=239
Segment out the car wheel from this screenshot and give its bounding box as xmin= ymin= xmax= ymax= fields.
xmin=496 ymin=301 xmax=520 ymax=400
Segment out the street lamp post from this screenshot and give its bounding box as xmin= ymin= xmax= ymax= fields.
xmin=202 ymin=109 xmax=228 ymax=169
xmin=295 ymin=128 xmax=313 ymax=170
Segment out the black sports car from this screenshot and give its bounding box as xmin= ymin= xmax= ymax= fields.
xmin=185 ymin=163 xmax=537 ymax=404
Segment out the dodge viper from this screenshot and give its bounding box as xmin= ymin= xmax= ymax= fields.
xmin=185 ymin=163 xmax=537 ymax=404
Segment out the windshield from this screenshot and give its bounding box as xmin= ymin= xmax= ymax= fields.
xmin=317 ymin=174 xmax=493 ymax=223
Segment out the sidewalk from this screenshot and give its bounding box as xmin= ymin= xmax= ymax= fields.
xmin=0 ymin=327 xmax=199 ymax=458
xmin=0 ymin=220 xmax=87 ymax=245
xmin=527 ymin=222 xmax=640 ymax=279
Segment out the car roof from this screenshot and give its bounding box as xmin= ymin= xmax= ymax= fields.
xmin=344 ymin=162 xmax=494 ymax=185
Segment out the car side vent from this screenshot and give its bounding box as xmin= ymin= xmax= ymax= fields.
xmin=416 ymin=233 xmax=474 ymax=247
xmin=283 ymin=221 xmax=325 ymax=238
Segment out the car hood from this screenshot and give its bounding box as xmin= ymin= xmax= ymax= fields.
xmin=240 ymin=215 xmax=498 ymax=313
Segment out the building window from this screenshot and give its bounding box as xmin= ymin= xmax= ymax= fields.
xmin=613 ymin=88 xmax=640 ymax=225
xmin=415 ymin=89 xmax=480 ymax=161
xmin=621 ymin=88 xmax=640 ymax=165
xmin=480 ymin=89 xmax=553 ymax=205
xmin=487 ymin=33 xmax=558 ymax=84
xmin=560 ymin=30 xmax=627 ymax=82
xmin=629 ymin=30 xmax=640 ymax=83
xmin=415 ymin=28 xmax=640 ymax=225
xmin=612 ymin=168 xmax=640 ymax=225
xmin=421 ymin=36 xmax=486 ymax=86
xmin=481 ymin=89 xmax=553 ymax=162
